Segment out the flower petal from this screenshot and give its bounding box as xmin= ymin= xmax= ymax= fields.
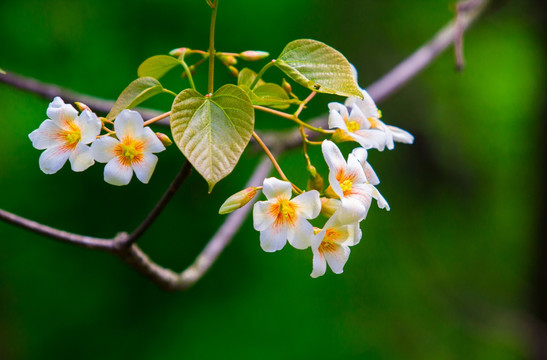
xmin=74 ymin=110 xmax=102 ymax=144
xmin=132 ymin=153 xmax=158 ymax=184
xmin=346 ymin=153 xmax=368 ymax=184
xmin=38 ymin=146 xmax=71 ymax=174
xmin=140 ymin=126 xmax=166 ymax=154
xmin=262 ymin=177 xmax=292 ymax=200
xmin=345 ymin=223 xmax=362 ymax=246
xmin=338 ymin=197 xmax=368 ymax=223
xmin=311 ymin=228 xmax=326 ymax=251
xmin=104 ymin=157 xmax=133 ymax=186
xmin=324 ymin=244 xmax=351 ymax=274
xmin=46 ymin=97 xmax=78 ymax=128
xmin=91 ymin=136 xmax=118 ymax=163
xmin=370 ymin=184 xmax=390 ymax=211
xmin=253 ymin=201 xmax=276 ymax=231
xmin=259 ymin=226 xmax=288 ymax=252
xmin=69 ymin=143 xmax=94 ymax=172
xmin=291 ymin=190 xmax=321 ymax=219
xmin=388 ymin=125 xmax=414 ymax=144
xmin=287 ymin=217 xmax=314 ymax=250
xmin=351 ymin=129 xmax=387 ymax=151
xmin=29 ymin=120 xmax=64 ymax=150
xmin=311 ymin=249 xmax=327 ymax=278
xmin=114 ymin=110 xmax=144 ymax=140
xmin=322 ymin=140 xmax=346 ymax=179
xmin=346 ymin=89 xmax=379 ymax=119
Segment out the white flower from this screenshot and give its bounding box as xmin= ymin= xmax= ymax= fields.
xmin=91 ymin=110 xmax=165 ymax=186
xmin=346 ymin=89 xmax=414 ymax=150
xmin=253 ymin=178 xmax=321 ymax=252
xmin=310 ymin=210 xmax=362 ymax=278
xmin=351 ymin=147 xmax=390 ymax=210
xmin=328 ymin=102 xmax=387 ymax=151
xmin=322 ymin=140 xmax=373 ymax=222
xmin=29 ymin=97 xmax=101 ymax=174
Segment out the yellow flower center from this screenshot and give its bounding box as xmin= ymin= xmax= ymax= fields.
xmin=340 ymin=179 xmax=353 ymax=195
xmin=65 ymin=130 xmax=81 ymax=145
xmin=271 ymin=198 xmax=297 ymax=227
xmin=114 ymin=137 xmax=144 ymax=166
xmin=346 ymin=120 xmax=360 ymax=133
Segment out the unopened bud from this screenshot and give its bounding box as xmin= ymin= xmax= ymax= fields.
xmin=307 ymin=165 xmax=324 ymax=192
xmin=156 ymin=132 xmax=172 ymax=147
xmin=218 ymin=54 xmax=237 ymax=66
xmin=219 ymin=187 xmax=259 ymax=214
xmin=282 ymin=78 xmax=292 ymax=94
xmin=227 ymin=66 xmax=239 ymax=77
xmin=75 ymin=102 xmax=92 ymax=112
xmin=320 ymin=197 xmax=341 ymax=218
xmin=324 ymin=185 xmax=340 ymax=199
xmin=239 ymin=50 xmax=270 ymax=61
xmin=169 ymin=47 xmax=190 ymax=57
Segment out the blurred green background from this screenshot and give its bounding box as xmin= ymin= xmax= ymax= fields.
xmin=0 ymin=0 xmax=545 ymax=359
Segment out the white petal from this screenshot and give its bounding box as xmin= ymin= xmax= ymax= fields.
xmin=132 ymin=153 xmax=158 ymax=184
xmin=287 ymin=217 xmax=314 ymax=250
xmin=91 ymin=136 xmax=118 ymax=163
xmin=38 ymin=146 xmax=71 ymax=174
xmin=338 ymin=198 xmax=368 ymax=223
xmin=347 ymin=89 xmax=379 ymax=118
xmin=46 ymin=97 xmax=78 ymax=127
xmin=388 ymin=125 xmax=414 ymax=144
xmin=69 ymin=143 xmax=94 ymax=172
xmin=322 ymin=140 xmax=346 ymax=177
xmin=311 ymin=249 xmax=327 ymax=278
xmin=140 ymin=126 xmax=166 ymax=154
xmin=74 ymin=110 xmax=102 ymax=144
xmin=291 ymin=190 xmax=321 ymax=219
xmin=328 ymin=102 xmax=348 ymax=119
xmin=311 ymin=228 xmax=326 ymax=251
xmin=348 ymin=183 xmax=373 ymax=209
xmin=328 ymin=171 xmax=344 ymax=199
xmin=351 ymin=129 xmax=387 ymax=151
xmin=348 ymin=106 xmax=370 ymax=130
xmin=370 ymin=185 xmax=390 ymax=211
xmin=351 ymin=147 xmax=368 ymax=164
xmin=346 ymin=154 xmax=368 ymax=184
xmin=364 ymin=163 xmax=380 ymax=186
xmin=29 ymin=120 xmax=64 ymax=150
xmin=259 ymin=226 xmax=288 ymax=252
xmin=262 ymin=177 xmax=292 ymax=200
xmin=114 ymin=110 xmax=144 ymax=140
xmin=328 ymin=110 xmax=348 ymax=130
xmin=253 ymin=201 xmax=276 ymax=231
xmin=345 ymin=223 xmax=362 ymax=246
xmin=104 ymin=157 xmax=133 ymax=186
xmin=324 ymin=245 xmax=351 ymax=274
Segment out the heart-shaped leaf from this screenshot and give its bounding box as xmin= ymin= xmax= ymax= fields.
xmin=138 ymin=55 xmax=182 ymax=80
xmin=274 ymin=39 xmax=363 ymax=99
xmin=170 ymin=84 xmax=255 ymax=192
xmin=107 ymin=77 xmax=164 ymax=121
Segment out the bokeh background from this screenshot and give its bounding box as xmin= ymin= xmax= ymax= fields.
xmin=0 ymin=0 xmax=545 ymax=359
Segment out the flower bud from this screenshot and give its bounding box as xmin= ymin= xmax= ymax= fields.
xmin=320 ymin=197 xmax=341 ymax=218
xmin=219 ymin=187 xmax=258 ymax=214
xmin=218 ymin=54 xmax=238 ymax=66
xmin=169 ymin=47 xmax=190 ymax=57
xmin=227 ymin=66 xmax=239 ymax=77
xmin=282 ymin=78 xmax=292 ymax=94
xmin=156 ymin=132 xmax=173 ymax=147
xmin=324 ymin=185 xmax=340 ymax=199
xmin=75 ymin=102 xmax=92 ymax=112
xmin=307 ymin=165 xmax=324 ymax=192
xmin=239 ymin=50 xmax=270 ymax=61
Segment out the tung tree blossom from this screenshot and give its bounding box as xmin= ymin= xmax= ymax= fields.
xmin=29 ymin=97 xmax=102 ymax=174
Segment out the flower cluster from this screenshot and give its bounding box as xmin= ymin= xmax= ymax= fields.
xmin=29 ymin=97 xmax=166 ymax=185
xmin=250 ymin=88 xmax=413 ymax=277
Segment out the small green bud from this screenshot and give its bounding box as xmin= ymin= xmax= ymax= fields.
xmin=282 ymin=78 xmax=292 ymax=94
xmin=227 ymin=66 xmax=239 ymax=77
xmin=307 ymin=165 xmax=324 ymax=192
xmin=239 ymin=51 xmax=270 ymax=61
xmin=218 ymin=54 xmax=238 ymax=66
xmin=155 ymin=132 xmax=173 ymax=147
xmin=320 ymin=197 xmax=340 ymax=218
xmin=219 ymin=187 xmax=258 ymax=214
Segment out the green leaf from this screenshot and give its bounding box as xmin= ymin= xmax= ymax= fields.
xmin=274 ymin=39 xmax=363 ymax=99
xmin=237 ymin=68 xmax=265 ymax=88
xmin=107 ymin=77 xmax=164 ymax=120
xmin=137 ymin=55 xmax=182 ymax=80
xmin=170 ymin=84 xmax=255 ymax=192
xmin=250 ymin=83 xmax=297 ymax=110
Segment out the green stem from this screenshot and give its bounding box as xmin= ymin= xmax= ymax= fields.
xmin=208 ymin=0 xmax=219 ymax=94
xmin=250 ymin=61 xmax=274 ymax=90
xmin=180 ymin=60 xmax=196 ymax=90
xmin=163 ymin=89 xmax=178 ymax=97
